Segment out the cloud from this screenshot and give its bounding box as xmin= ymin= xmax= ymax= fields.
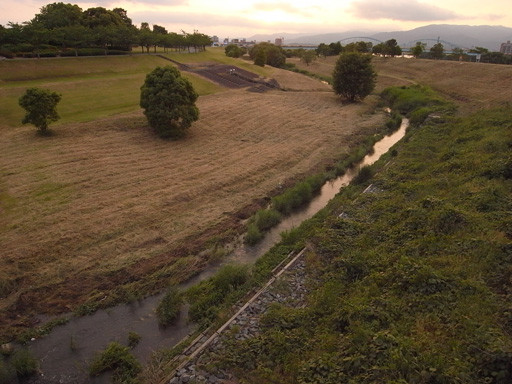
xmin=129 ymin=10 xmax=262 ymax=29
xmin=252 ymin=2 xmax=309 ymax=16
xmin=350 ymin=0 xmax=457 ymax=21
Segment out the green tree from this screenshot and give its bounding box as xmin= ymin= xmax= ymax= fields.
xmin=225 ymin=43 xmax=242 ymax=58
xmin=301 ymin=49 xmax=317 ymax=66
xmin=250 ymin=42 xmax=285 ymax=67
xmin=332 ymin=52 xmax=376 ymax=102
xmin=254 ymin=48 xmax=266 ymax=66
xmin=140 ymin=66 xmax=199 ymax=138
xmin=411 ymin=42 xmax=425 ymax=58
xmin=32 ymin=2 xmax=83 ymax=29
xmin=18 ymin=88 xmax=61 ymax=133
xmin=430 ymin=43 xmax=444 ymax=59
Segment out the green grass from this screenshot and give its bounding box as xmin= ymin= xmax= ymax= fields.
xmin=0 ymin=52 xmax=226 ymax=128
xmin=185 ymin=88 xmax=512 ymax=383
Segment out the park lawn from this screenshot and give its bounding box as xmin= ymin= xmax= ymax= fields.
xmin=0 ymin=54 xmax=222 ymax=127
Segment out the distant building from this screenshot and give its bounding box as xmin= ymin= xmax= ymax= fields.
xmin=275 ymin=37 xmax=284 ymax=46
xmin=500 ymin=41 xmax=512 ymax=55
xmin=211 ymin=35 xmax=219 ymax=43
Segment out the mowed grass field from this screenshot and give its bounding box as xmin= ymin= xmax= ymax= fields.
xmin=0 ymin=50 xmax=384 ymax=339
xmin=289 ymin=55 xmax=512 ymax=113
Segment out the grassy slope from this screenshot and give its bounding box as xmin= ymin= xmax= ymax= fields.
xmin=208 ymin=100 xmax=512 ymax=384
xmin=0 ymin=51 xmax=246 ymax=127
xmin=180 ymin=58 xmax=512 ymax=382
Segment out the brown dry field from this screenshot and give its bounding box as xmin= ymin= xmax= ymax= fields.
xmin=290 ymin=56 xmax=512 ymax=113
xmin=0 ymin=68 xmax=384 ymax=338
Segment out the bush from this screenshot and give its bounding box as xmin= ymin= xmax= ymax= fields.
xmin=409 ymin=107 xmax=432 ymax=126
xmin=155 ymin=287 xmax=182 ymax=326
xmin=253 ymin=209 xmax=282 ymax=231
xmin=89 ymin=342 xmax=141 ymax=383
xmin=352 ymin=165 xmax=373 ymax=184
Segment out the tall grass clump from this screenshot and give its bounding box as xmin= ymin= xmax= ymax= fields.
xmin=186 ymin=264 xmax=250 ymax=327
xmin=155 ymin=286 xmax=183 ymax=326
xmin=0 ymin=348 xmax=38 ymax=381
xmin=381 ymin=85 xmax=455 ymax=127
xmin=272 ymin=174 xmax=326 ymax=215
xmin=245 ymin=208 xmax=282 ymax=245
xmin=89 ymin=342 xmax=141 ymax=383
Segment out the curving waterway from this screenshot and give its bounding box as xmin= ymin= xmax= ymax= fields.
xmin=27 ymin=117 xmax=409 ymax=384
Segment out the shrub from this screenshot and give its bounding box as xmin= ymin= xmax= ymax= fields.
xmin=409 ymin=107 xmax=432 ymax=126
xmin=245 ymin=222 xmax=263 ymax=245
xmin=352 ymin=165 xmax=373 ymax=184
xmin=253 ymin=209 xmax=282 ymax=231
xmin=155 ymin=287 xmax=182 ymax=326
xmin=89 ymin=342 xmax=141 ymax=383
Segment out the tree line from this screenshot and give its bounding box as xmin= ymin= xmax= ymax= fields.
xmin=0 ymin=2 xmax=211 ymax=58
xmin=316 ymin=39 xmax=511 ymax=64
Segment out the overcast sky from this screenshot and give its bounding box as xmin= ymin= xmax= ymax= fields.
xmin=1 ymin=0 xmax=510 ymax=38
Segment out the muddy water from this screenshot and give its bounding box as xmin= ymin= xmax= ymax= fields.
xmin=28 ymin=118 xmax=408 ymax=384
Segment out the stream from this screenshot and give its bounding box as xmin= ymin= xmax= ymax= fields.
xmin=27 ymin=117 xmax=409 ymax=384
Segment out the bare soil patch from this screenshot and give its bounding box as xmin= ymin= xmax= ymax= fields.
xmin=0 ymin=85 xmax=384 ymax=338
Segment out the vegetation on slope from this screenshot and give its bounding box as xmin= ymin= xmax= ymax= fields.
xmin=200 ymin=90 xmax=512 ymax=382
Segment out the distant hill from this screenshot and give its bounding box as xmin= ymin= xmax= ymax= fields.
xmin=251 ymin=25 xmax=512 ymax=51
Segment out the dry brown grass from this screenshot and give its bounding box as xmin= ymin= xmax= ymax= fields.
xmin=0 ymin=81 xmax=384 ymax=337
xmin=289 ymin=56 xmax=512 ymax=113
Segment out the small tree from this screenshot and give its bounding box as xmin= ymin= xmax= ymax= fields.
xmin=412 ymin=42 xmax=425 ymax=58
xmin=301 ymin=50 xmax=317 ymax=66
xmin=430 ymin=43 xmax=444 ymax=59
xmin=18 ymin=87 xmax=61 ymax=134
xmin=140 ymin=66 xmax=199 ymax=138
xmin=332 ymin=52 xmax=376 ymax=102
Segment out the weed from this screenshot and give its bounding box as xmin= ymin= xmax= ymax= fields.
xmin=245 ymin=223 xmax=264 ymax=245
xmin=155 ymin=287 xmax=182 ymax=326
xmin=11 ymin=348 xmax=38 ymax=378
xmin=89 ymin=342 xmax=141 ymax=383
xmin=128 ymin=332 xmax=141 ymax=348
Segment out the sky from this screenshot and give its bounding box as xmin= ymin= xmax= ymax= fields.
xmin=1 ymin=0 xmax=511 ymax=39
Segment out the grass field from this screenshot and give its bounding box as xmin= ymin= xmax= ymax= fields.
xmin=289 ymin=55 xmax=512 ymax=113
xmin=0 ymin=51 xmax=385 ymax=340
xmin=0 ymin=50 xmax=237 ymax=128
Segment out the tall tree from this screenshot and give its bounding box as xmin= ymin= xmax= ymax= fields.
xmin=430 ymin=43 xmax=444 ymax=59
xmin=332 ymin=52 xmax=376 ymax=102
xmin=32 ymin=2 xmax=83 ymax=29
xmin=140 ymin=66 xmax=199 ymax=138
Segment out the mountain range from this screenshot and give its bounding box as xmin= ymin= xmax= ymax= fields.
xmin=249 ymin=24 xmax=512 ymax=51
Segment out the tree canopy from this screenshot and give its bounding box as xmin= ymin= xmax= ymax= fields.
xmin=332 ymin=52 xmax=376 ymax=102
xmin=18 ymin=87 xmax=61 ymax=133
xmin=0 ymin=2 xmax=211 ymax=58
xmin=249 ymin=42 xmax=286 ymax=68
xmin=430 ymin=43 xmax=445 ymax=59
xmin=140 ymin=66 xmax=199 ymax=139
